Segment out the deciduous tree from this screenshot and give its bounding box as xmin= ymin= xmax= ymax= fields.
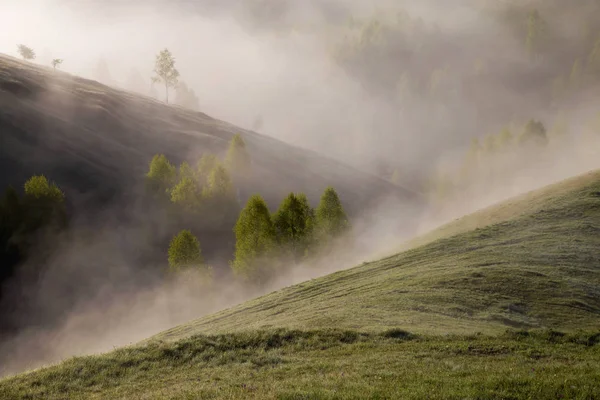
xmin=315 ymin=187 xmax=349 ymax=238
xmin=232 ymin=195 xmax=276 ymax=282
xmin=152 ymin=49 xmax=180 ymax=104
xmin=17 ymin=44 xmax=35 ymax=61
xmin=168 ymin=230 xmax=204 ymax=271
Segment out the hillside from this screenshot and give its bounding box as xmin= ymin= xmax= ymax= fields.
xmin=1 ymin=170 xmax=600 ymax=399
xmin=153 ymin=169 xmax=600 ymax=342
xmin=0 ymin=54 xmax=419 ymax=214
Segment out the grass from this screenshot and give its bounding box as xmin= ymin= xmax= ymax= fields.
xmin=2 ymin=126 xmax=600 ymax=397
xmin=153 ymin=170 xmax=600 ymax=342
xmin=1 ymin=328 xmax=599 ymax=399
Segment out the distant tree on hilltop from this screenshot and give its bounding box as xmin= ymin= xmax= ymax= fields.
xmin=175 ymin=81 xmax=200 ymax=111
xmin=152 ymin=49 xmax=180 ymax=104
xmin=225 ymin=134 xmax=251 ymax=180
xmin=519 ymin=120 xmax=548 ymax=147
xmin=95 ymin=58 xmax=112 ymax=85
xmin=51 ymin=59 xmax=63 ymax=71
xmin=17 ymin=44 xmax=35 ymax=61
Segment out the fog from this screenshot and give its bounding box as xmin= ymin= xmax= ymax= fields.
xmin=1 ymin=0 xmax=600 ymax=377
xmin=0 ymin=0 xmax=520 ymax=175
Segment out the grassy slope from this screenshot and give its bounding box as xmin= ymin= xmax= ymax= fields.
xmin=0 ymin=54 xmax=418 ymax=214
xmin=2 ymin=171 xmax=600 ymax=398
xmin=153 ymin=169 xmax=600 ymax=342
xmin=1 ymin=329 xmax=599 ymax=399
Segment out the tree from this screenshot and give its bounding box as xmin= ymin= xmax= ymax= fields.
xmin=24 ymin=175 xmax=64 ymax=203
xmin=273 ymin=193 xmax=314 ymax=261
xmin=126 ymin=68 xmax=146 ymax=94
xmin=588 ymin=34 xmax=600 ymax=77
xmin=203 ymin=164 xmax=234 ymax=200
xmin=203 ymin=164 xmax=238 ymax=226
xmin=170 ymin=177 xmax=201 ymax=211
xmin=51 ymin=59 xmax=63 ymax=71
xmin=569 ymin=59 xmax=582 ymax=92
xmin=390 ymin=169 xmax=402 ymax=186
xmin=315 ymin=187 xmax=349 ymax=238
xmin=196 ymin=154 xmax=219 ymax=185
xmin=232 ymin=195 xmax=277 ymax=282
xmin=168 ymin=230 xmax=204 ymax=271
xmin=225 ymin=134 xmax=251 ymax=179
xmin=526 ymin=10 xmax=545 ymax=60
xmin=146 ymin=154 xmax=177 ymax=195
xmin=519 ymin=120 xmax=548 ymax=147
xmin=175 ymin=81 xmax=200 ymax=111
xmin=17 ymin=44 xmax=35 ymax=61
xmin=22 ymin=175 xmax=66 ymax=230
xmin=95 ymin=58 xmax=112 ymax=85
xmin=178 ymin=161 xmax=196 ymax=181
xmin=497 ymin=127 xmax=513 ymax=149
xmin=152 ymin=49 xmax=180 ymax=104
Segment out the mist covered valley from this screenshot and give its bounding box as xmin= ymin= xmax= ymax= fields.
xmin=1 ymin=0 xmax=600 ymax=378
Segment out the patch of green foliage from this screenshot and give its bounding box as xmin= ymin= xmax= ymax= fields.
xmin=2 ymin=328 xmax=599 ymax=399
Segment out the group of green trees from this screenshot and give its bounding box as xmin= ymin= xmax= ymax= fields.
xmin=154 ymin=134 xmax=350 ymax=285
xmin=146 ymin=134 xmax=250 ymax=220
xmin=168 ymin=186 xmax=349 ymax=285
xmin=426 ymin=115 xmax=576 ymax=208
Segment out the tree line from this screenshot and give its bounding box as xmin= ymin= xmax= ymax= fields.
xmin=151 ymin=134 xmax=351 ymax=285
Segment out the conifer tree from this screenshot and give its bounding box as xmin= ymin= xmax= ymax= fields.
xmin=519 ymin=120 xmax=548 ymax=147
xmin=203 ymin=164 xmax=234 ymax=200
xmin=225 ymin=134 xmax=251 ymax=179
xmin=315 ymin=187 xmax=349 ymax=238
xmin=168 ymin=230 xmax=204 ymax=271
xmin=170 ymin=177 xmax=201 ymax=211
xmin=232 ymin=195 xmax=276 ymax=282
xmin=273 ymin=192 xmax=314 ymax=261
xmin=196 ymin=154 xmax=219 ymax=185
xmin=146 ymin=154 xmax=176 ymax=195
xmin=178 ymin=161 xmax=196 ymax=181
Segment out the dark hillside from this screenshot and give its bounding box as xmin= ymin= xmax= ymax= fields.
xmin=0 ymin=54 xmax=420 ymax=215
